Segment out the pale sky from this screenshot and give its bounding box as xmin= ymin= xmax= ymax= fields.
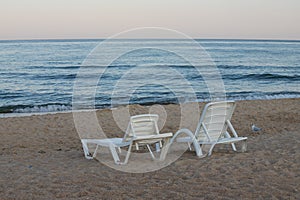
xmin=1 ymin=0 xmax=299 ymax=40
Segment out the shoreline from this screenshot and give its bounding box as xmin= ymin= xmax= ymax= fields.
xmin=1 ymin=98 xmax=299 ymax=199
xmin=1 ymin=97 xmax=299 ymax=119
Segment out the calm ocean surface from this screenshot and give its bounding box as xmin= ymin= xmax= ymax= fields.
xmin=0 ymin=39 xmax=299 ymax=114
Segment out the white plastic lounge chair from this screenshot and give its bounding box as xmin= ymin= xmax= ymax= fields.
xmin=170 ymin=101 xmax=247 ymax=157
xmin=81 ymin=114 xmax=173 ymax=165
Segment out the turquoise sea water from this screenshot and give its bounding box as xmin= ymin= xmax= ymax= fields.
xmin=0 ymin=39 xmax=299 ymax=114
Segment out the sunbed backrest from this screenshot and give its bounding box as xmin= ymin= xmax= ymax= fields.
xmin=195 ymin=101 xmax=236 ymax=142
xmin=123 ymin=114 xmax=159 ymax=141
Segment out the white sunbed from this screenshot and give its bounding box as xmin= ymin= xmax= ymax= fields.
xmin=81 ymin=114 xmax=173 ymax=165
xmin=170 ymin=101 xmax=247 ymax=157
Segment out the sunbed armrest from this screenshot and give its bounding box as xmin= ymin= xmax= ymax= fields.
xmin=133 ymin=132 xmax=173 ymax=141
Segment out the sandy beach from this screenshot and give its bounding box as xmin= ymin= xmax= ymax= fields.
xmin=0 ymin=99 xmax=299 ymax=199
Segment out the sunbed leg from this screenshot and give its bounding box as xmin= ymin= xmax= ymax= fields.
xmin=81 ymin=140 xmax=93 ymax=159
xmin=156 ymin=143 xmax=161 ymax=152
xmin=92 ymin=145 xmax=99 ymax=158
xmin=231 ymin=143 xmax=237 ymax=151
xmin=118 ymin=147 xmax=122 ymax=153
xmin=208 ymin=144 xmax=216 ymax=157
xmin=160 ymin=138 xmax=171 ymax=161
xmin=224 ymin=131 xmax=237 ymax=152
xmin=241 ymin=140 xmax=247 ymax=152
xmin=193 ymin=141 xmax=204 ymax=157
xmin=109 ymin=145 xmax=121 ymax=164
xmin=227 ymin=120 xmax=239 ymax=138
xmin=188 ymin=142 xmax=192 ymax=151
xmin=122 ymin=143 xmax=133 ymax=165
xmin=147 ymin=145 xmax=156 ymax=159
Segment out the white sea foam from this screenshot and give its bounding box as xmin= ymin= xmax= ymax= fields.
xmin=14 ymin=105 xmax=72 ymax=113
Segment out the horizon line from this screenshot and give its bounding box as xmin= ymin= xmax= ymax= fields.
xmin=0 ymin=38 xmax=300 ymax=42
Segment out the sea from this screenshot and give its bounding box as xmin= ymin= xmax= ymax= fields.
xmin=0 ymin=39 xmax=299 ymax=115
